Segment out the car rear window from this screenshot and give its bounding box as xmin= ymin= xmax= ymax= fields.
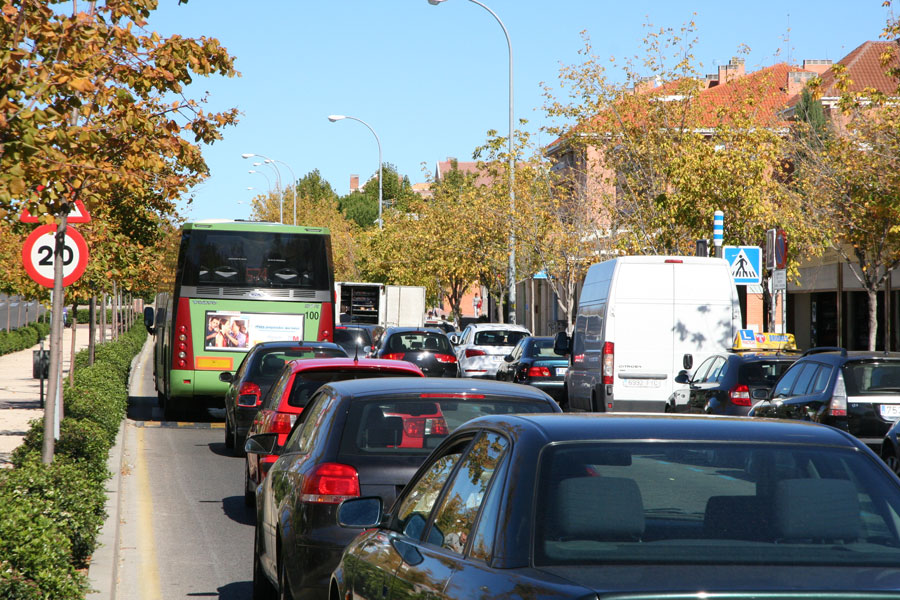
xmin=534 ymin=441 xmax=900 ymax=567
xmin=334 ymin=328 xmax=372 ymax=347
xmin=386 ymin=332 xmax=452 ymax=354
xmin=283 ymin=369 xmax=421 ymax=409
xmin=843 ymin=361 xmax=900 ymax=394
xmin=474 ymin=330 xmax=528 ymax=347
xmin=738 ymin=360 xmax=794 ymax=386
xmin=338 ymin=396 xmax=552 ymax=456
xmin=528 ymin=339 xmax=560 ymax=358
xmin=249 ymin=348 xmax=346 ymax=379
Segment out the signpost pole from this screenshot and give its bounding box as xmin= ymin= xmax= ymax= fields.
xmin=713 ymin=211 xmax=724 ymax=259
xmin=42 ymin=212 xmax=67 ymax=464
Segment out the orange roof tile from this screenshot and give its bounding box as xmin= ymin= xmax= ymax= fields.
xmin=814 ymin=40 xmax=899 ymax=96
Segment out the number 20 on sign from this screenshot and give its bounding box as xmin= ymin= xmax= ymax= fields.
xmin=21 ymin=224 xmax=89 ymax=288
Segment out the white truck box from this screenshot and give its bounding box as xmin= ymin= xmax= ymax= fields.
xmin=336 ymin=282 xmax=426 ymax=328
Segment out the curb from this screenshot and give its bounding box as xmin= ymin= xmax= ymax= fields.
xmin=87 ymin=335 xmax=153 ymax=599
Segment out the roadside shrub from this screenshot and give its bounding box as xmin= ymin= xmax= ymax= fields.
xmin=0 ymin=457 xmax=106 ymax=567
xmin=0 ymin=487 xmax=85 ymax=599
xmin=12 ymin=417 xmax=111 ymax=485
xmin=0 ymin=321 xmax=50 ymax=356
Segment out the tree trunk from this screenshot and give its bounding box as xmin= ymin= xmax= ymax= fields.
xmin=100 ymin=293 xmax=107 ymax=342
xmin=68 ymin=304 xmax=78 ymax=386
xmin=89 ymin=296 xmax=96 ymax=366
xmin=868 ymin=287 xmax=878 ymax=351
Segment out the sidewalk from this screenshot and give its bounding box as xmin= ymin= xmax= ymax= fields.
xmin=0 ymin=323 xmax=95 ymax=466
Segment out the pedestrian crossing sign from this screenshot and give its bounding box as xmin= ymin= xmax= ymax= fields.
xmin=723 ymin=246 xmax=762 ymax=285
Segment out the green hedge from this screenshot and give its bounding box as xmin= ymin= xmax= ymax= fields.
xmin=0 ymin=324 xmax=147 ymax=598
xmin=74 ymin=308 xmax=123 ymax=323
xmin=0 ymin=322 xmax=50 ymax=356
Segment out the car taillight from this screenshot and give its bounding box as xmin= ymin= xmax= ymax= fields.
xmin=830 ymin=372 xmax=848 ymax=417
xmin=465 ymin=348 xmax=486 ymax=358
xmin=730 ymin=384 xmax=751 ymax=406
xmin=172 ymin=298 xmax=194 ymax=370
xmin=237 ymin=381 xmax=262 ymax=407
xmin=383 ymin=353 xmax=406 ymax=361
xmin=317 ymin=300 xmax=334 ymax=342
xmin=434 ymin=354 xmax=457 ymax=363
xmin=270 ymin=412 xmax=295 ymax=434
xmin=602 ymin=342 xmax=614 ymax=385
xmin=300 ymin=463 xmax=360 ymax=504
xmin=528 ymin=366 xmax=552 ymax=377
xmin=404 ymin=417 xmax=449 ymax=437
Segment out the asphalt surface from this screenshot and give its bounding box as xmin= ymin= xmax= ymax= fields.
xmin=89 ymin=336 xmax=255 ymax=599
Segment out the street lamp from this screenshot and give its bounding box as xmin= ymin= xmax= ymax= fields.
xmin=328 ymin=114 xmax=383 ymax=230
xmin=427 ymin=0 xmax=517 ymax=323
xmin=248 ymin=169 xmax=274 ymax=220
xmin=242 ymin=153 xmax=287 ymax=223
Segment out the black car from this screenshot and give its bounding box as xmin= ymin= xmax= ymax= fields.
xmin=220 ymin=341 xmax=347 ymax=454
xmin=370 ymin=327 xmax=458 ymax=377
xmin=495 ymin=336 xmax=568 ymax=402
xmin=669 ymin=350 xmax=799 ymax=416
xmin=333 ymin=413 xmax=900 ymax=600
xmin=333 ymin=324 xmax=385 ymax=357
xmin=249 ymin=377 xmax=561 ymax=600
xmin=750 ymin=348 xmax=900 ymax=446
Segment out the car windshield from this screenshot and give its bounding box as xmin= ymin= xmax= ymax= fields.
xmin=282 ymin=369 xmax=420 ymax=409
xmin=473 ymin=330 xmax=528 ymax=346
xmin=534 ymin=442 xmax=900 ymax=567
xmin=738 ymin=360 xmax=794 ymax=386
xmin=843 ymin=361 xmax=900 ymax=394
xmin=386 ymin=332 xmax=452 ymax=354
xmin=339 ymin=396 xmax=550 ymax=455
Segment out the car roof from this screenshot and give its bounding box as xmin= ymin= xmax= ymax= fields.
xmin=799 ymin=350 xmax=900 ymax=363
xmin=319 ymin=376 xmax=556 ymax=401
xmin=465 ymin=322 xmax=530 ymax=332
xmin=287 ymin=358 xmax=424 ymax=375
xmin=455 ymin=413 xmax=863 ymax=447
xmin=727 ymin=352 xmax=799 ymax=361
xmin=384 ymin=327 xmax=450 ymax=335
xmin=249 ymin=340 xmax=344 ymax=351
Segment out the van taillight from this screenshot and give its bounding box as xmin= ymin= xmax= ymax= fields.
xmin=300 ymin=463 xmax=360 ymax=504
xmin=830 ymin=372 xmax=848 ymax=417
xmin=602 ymin=342 xmax=614 ymax=385
xmin=730 ymin=384 xmax=751 ymax=406
xmin=237 ymin=382 xmax=262 ymax=407
xmin=172 ymin=298 xmax=194 ymax=370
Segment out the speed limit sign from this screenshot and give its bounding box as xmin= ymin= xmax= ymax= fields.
xmin=22 ymin=224 xmax=89 ymax=287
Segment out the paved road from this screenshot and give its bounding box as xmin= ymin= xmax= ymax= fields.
xmin=114 ymin=341 xmax=254 ymax=600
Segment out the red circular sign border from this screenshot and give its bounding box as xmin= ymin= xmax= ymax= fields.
xmin=21 ymin=224 xmax=89 ymax=288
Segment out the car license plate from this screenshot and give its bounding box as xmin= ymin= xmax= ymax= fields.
xmin=623 ymin=378 xmax=661 ymax=388
xmin=555 ymin=367 xmax=567 ymax=377
xmin=880 ymin=404 xmax=900 ymax=420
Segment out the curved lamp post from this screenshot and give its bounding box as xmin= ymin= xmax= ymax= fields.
xmin=328 ymin=114 xmax=383 ymax=230
xmin=427 ymin=0 xmax=516 ymax=323
xmin=242 ymin=153 xmax=289 ymax=223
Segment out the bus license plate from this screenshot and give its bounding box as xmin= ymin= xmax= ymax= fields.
xmin=624 ymin=379 xmax=660 ymax=388
xmin=880 ymin=404 xmax=900 ymax=420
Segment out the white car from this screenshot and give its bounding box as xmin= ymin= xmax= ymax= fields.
xmin=454 ymin=323 xmax=531 ymax=378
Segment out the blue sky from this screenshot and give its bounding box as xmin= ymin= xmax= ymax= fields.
xmin=145 ymin=1 xmax=895 ymax=222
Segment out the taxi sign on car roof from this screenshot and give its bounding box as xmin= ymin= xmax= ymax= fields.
xmin=733 ymin=330 xmax=796 ymax=351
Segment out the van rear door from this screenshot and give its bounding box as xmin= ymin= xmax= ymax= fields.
xmin=611 ymin=262 xmax=674 ymax=409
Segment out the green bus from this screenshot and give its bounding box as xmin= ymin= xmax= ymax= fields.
xmin=144 ymin=220 xmax=335 ymax=420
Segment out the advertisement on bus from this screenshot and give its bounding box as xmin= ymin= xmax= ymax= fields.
xmin=203 ymin=311 xmax=306 ymax=351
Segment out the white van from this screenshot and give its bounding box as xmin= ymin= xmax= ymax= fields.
xmin=554 ymin=256 xmax=742 ymax=413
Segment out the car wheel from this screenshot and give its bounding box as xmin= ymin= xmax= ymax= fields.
xmin=253 ymin=537 xmax=276 ymax=600
xmin=225 ymin=416 xmax=235 ymax=450
xmin=244 ymin=460 xmax=256 ymax=508
xmin=884 ymin=448 xmax=900 ymax=476
xmin=278 ymin=555 xmax=294 ymax=600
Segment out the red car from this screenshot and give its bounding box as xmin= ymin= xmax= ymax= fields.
xmin=243 ymin=357 xmax=424 ymax=505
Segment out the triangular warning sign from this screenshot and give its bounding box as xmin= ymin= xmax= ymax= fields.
xmin=730 ymin=248 xmax=758 ymax=280
xmin=20 ymin=199 xmax=91 ymax=223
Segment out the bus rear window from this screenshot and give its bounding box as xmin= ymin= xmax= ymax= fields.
xmin=180 ymin=230 xmax=330 ymax=290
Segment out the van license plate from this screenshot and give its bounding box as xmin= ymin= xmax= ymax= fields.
xmin=624 ymin=379 xmax=660 ymax=388
xmin=880 ymin=404 xmax=900 ymax=420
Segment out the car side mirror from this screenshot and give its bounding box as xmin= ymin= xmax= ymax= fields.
xmin=244 ymin=433 xmax=280 ymax=456
xmin=504 ymin=354 xmax=514 ymax=362
xmin=449 ymin=334 xmax=459 ymax=345
xmin=674 ymin=370 xmax=690 ymax=384
xmin=553 ymin=332 xmax=571 ymax=356
xmin=682 ymin=353 xmax=693 ymax=370
xmin=751 ymin=388 xmax=769 ymax=401
xmin=219 ymin=372 xmax=234 ymax=383
xmin=143 ymin=306 xmax=156 ymax=335
xmin=338 ymin=496 xmax=383 ymax=528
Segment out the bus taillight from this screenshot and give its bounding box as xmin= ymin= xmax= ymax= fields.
xmin=172 ymin=297 xmax=195 ymax=370
xmin=317 ymin=300 xmax=334 ymax=342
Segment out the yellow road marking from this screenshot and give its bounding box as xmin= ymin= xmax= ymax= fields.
xmin=136 ymin=427 xmax=161 ymax=600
